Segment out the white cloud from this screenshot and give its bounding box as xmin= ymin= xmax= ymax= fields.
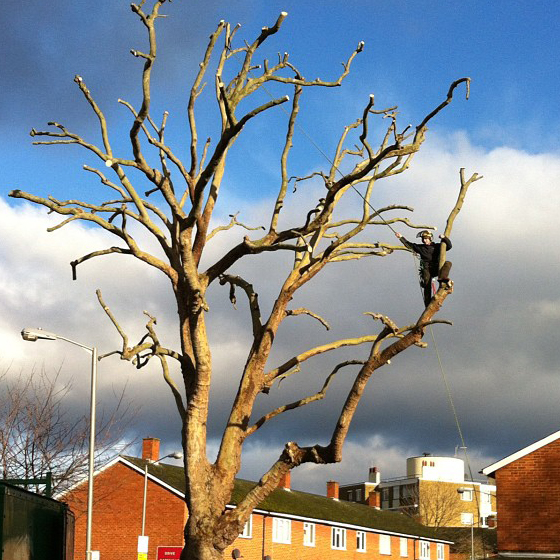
xmin=2 ymin=130 xmax=560 ymax=494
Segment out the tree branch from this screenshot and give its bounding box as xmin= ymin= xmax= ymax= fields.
xmin=247 ymin=360 xmax=364 ymax=435
xmin=439 ymin=167 xmax=483 ymax=268
xmin=219 ymin=274 xmax=262 ymax=339
xmin=285 ymin=308 xmax=330 ymax=331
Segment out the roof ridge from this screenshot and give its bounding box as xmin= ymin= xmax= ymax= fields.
xmin=120 ymin=455 xmax=444 ymax=542
xmin=482 ymin=428 xmax=560 ymax=476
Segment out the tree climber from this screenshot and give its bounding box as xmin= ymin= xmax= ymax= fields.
xmin=395 ymin=230 xmax=452 ymax=307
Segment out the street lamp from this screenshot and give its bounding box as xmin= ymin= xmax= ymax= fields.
xmin=457 ymin=488 xmax=475 ymax=560
xmin=141 ymin=450 xmax=183 ymax=536
xmin=21 ymin=327 xmax=98 ymax=560
xmin=457 ymin=487 xmax=495 ymax=560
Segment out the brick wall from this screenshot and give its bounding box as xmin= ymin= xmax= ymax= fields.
xmin=225 ymin=515 xmax=442 ymax=560
xmin=62 ymin=461 xmax=186 ymax=560
xmin=62 ymin=459 xmax=448 ymax=560
xmin=496 ymin=437 xmax=560 ymax=553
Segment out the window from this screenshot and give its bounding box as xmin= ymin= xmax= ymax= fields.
xmin=419 ymin=541 xmax=430 ymax=560
xmin=347 ymin=489 xmax=354 ymax=500
xmin=331 ymin=527 xmax=347 ymax=550
xmin=461 ymin=512 xmax=474 ymax=525
xmin=239 ymin=514 xmax=252 ymax=538
xmin=481 ymin=491 xmax=491 ymax=503
xmin=437 ymin=543 xmax=445 ymax=560
xmin=392 ymin=486 xmax=400 ymax=499
xmin=400 ymin=537 xmax=408 ymax=557
xmin=356 ymin=488 xmax=362 ymax=502
xmin=460 ymin=489 xmax=473 ymax=501
xmin=272 ymin=518 xmax=291 ymax=544
xmin=380 ymin=534 xmax=391 ymax=555
xmin=356 ymin=531 xmax=366 ymax=552
xmin=303 ymin=522 xmax=316 ymax=547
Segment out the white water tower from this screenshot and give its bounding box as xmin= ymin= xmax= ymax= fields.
xmin=406 ymin=454 xmax=464 ymax=482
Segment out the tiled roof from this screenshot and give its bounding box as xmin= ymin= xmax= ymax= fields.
xmin=123 ymin=456 xmax=447 ymax=542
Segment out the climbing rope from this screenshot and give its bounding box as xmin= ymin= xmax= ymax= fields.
xmin=241 ymin=59 xmax=481 ymax=533
xmin=254 ymin=68 xmax=471 ymax=439
xmin=258 ymin=69 xmax=489 ymax=546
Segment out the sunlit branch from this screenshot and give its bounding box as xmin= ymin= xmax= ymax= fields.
xmin=262 ymin=334 xmax=380 ymax=391
xmin=270 ymin=82 xmax=302 ymax=233
xmin=207 ymin=213 xmax=265 ymax=241
xmin=189 ymin=20 xmax=226 ymax=177
xmin=285 ymin=308 xmax=330 ymax=330
xmin=247 ymin=360 xmax=364 ymax=435
xmin=439 ymin=167 xmax=482 ymax=268
xmin=71 ymin=248 xmax=132 ymax=280
xmin=219 ymin=274 xmax=262 ymax=338
xmin=83 ymin=165 xmax=127 ymax=198
xmin=73 ymin=75 xmax=113 ymax=156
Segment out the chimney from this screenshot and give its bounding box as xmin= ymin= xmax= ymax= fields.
xmin=367 ymin=489 xmax=381 ymax=509
xmin=327 ymin=480 xmax=339 ymax=500
xmin=278 ymin=471 xmax=291 ymax=491
xmin=142 ymin=437 xmax=160 ymax=461
xmin=368 ymin=466 xmax=381 ymax=485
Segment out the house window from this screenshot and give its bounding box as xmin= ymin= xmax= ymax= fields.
xmin=481 ymin=492 xmax=491 ymax=503
xmin=460 ymin=489 xmax=473 ymax=501
xmin=356 ymin=531 xmax=367 ymax=552
xmin=392 ymin=486 xmax=400 ymax=499
xmin=272 ymin=518 xmax=291 ymax=544
xmin=303 ymin=522 xmax=316 ymax=547
xmin=461 ymin=512 xmax=474 ymax=526
xmin=239 ymin=514 xmax=252 ymax=538
xmin=380 ymin=534 xmax=391 ymax=555
xmin=347 ymin=489 xmax=353 ymax=500
xmin=331 ymin=527 xmax=347 ymax=550
xmin=437 ymin=543 xmax=445 ymax=560
xmin=356 ymin=488 xmax=362 ymax=502
xmin=419 ymin=540 xmax=430 ymax=560
xmin=400 ymin=537 xmax=408 ymax=557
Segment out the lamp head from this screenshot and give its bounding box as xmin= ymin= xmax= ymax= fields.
xmin=21 ymin=328 xmax=57 ymax=342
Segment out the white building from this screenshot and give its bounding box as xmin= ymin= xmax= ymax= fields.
xmin=339 ymin=454 xmax=496 ymax=529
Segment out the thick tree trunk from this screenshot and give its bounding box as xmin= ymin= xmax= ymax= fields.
xmin=181 ymin=538 xmax=224 ymax=560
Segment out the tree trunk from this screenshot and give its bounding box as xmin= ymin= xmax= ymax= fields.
xmin=181 ymin=534 xmax=225 ymax=560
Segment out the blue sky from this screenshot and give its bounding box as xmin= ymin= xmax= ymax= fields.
xmin=2 ymin=0 xmax=560 ymax=493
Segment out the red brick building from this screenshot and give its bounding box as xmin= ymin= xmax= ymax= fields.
xmin=62 ymin=438 xmax=452 ymax=560
xmin=482 ymin=429 xmax=560 ymax=557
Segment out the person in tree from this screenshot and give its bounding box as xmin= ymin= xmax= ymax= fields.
xmin=395 ymin=230 xmax=452 ymax=307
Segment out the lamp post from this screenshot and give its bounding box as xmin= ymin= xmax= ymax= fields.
xmin=457 ymin=488 xmax=475 ymax=560
xmin=457 ymin=487 xmax=496 ymax=560
xmin=21 ymin=327 xmax=98 ymax=560
xmin=141 ymin=450 xmax=183 ymax=536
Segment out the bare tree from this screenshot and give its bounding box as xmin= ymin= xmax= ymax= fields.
xmin=0 ymin=367 xmax=135 ymax=496
xmin=9 ymin=2 xmax=481 ymax=559
xmin=415 ymin=481 xmax=465 ymax=531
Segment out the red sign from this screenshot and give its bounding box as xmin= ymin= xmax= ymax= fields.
xmin=157 ymin=546 xmax=182 ymax=559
